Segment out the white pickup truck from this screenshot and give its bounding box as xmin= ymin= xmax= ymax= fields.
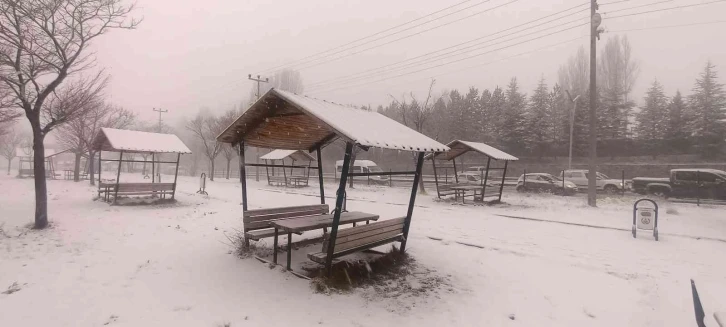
xmin=560 ymin=169 xmax=624 ymax=193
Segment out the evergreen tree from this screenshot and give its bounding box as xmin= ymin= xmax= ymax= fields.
xmin=489 ymin=86 xmax=506 ymax=144
xmin=462 ymin=87 xmax=480 ymax=141
xmin=502 ymin=78 xmax=528 ymax=152
xmin=549 ymin=84 xmax=569 ymax=145
xmin=526 ymin=77 xmax=551 ymax=157
xmin=688 ymin=61 xmax=726 ymax=157
xmin=478 ymin=89 xmax=492 ymax=142
xmin=665 ymin=91 xmax=689 ymax=140
xmin=635 ymin=80 xmax=669 ymax=154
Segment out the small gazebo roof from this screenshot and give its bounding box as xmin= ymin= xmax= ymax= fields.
xmin=430 ymin=140 xmax=519 ymax=161
xmin=260 ymin=149 xmax=316 ymax=161
xmin=91 ymin=128 xmax=192 ymax=154
xmin=216 ymin=88 xmax=449 ymax=152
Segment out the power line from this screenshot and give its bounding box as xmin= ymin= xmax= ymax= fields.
xmin=256 ymin=0 xmax=496 ymax=74
xmin=290 ymin=0 xmax=521 ymax=73
xmin=307 ymin=16 xmax=589 ymax=91
xmin=605 ymin=19 xmax=726 ymax=32
xmin=308 ymin=23 xmax=588 ymax=95
xmin=605 ymin=0 xmax=726 ymax=19
xmin=343 ymin=36 xmax=588 ymax=95
xmin=252 ymin=0 xmax=479 ymax=75
xmin=602 ymin=0 xmax=675 ymax=14
xmin=306 ymin=2 xmax=590 ymax=89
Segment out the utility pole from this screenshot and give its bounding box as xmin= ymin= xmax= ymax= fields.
xmin=565 ymin=91 xmax=580 ymax=171
xmin=588 ymin=0 xmax=603 ymax=207
xmin=248 ymin=74 xmax=269 ymax=182
xmin=153 ymin=107 xmax=168 ymax=133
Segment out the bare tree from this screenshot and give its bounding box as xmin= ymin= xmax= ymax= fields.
xmin=389 ymin=79 xmax=438 ymax=194
xmin=0 ymin=0 xmax=139 ymax=228
xmin=558 ymin=46 xmax=589 ymax=97
xmin=186 ymin=111 xmax=224 ymax=181
xmin=217 ymin=109 xmax=238 ymax=179
xmin=0 ymin=127 xmax=22 ymax=174
xmin=56 ymin=102 xmax=134 ymax=183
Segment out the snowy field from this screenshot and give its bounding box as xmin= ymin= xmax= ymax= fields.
xmin=1 ymin=172 xmax=726 ymax=326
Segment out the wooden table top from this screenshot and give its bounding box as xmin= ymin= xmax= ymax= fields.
xmin=270 ymin=211 xmax=379 ymax=233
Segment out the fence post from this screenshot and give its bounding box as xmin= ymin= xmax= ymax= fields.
xmin=697 ymin=170 xmax=700 ymax=206
xmin=389 ymin=168 xmax=392 ymax=187
xmin=562 ymin=169 xmax=565 ymax=196
xmin=523 ymin=169 xmax=527 ymax=188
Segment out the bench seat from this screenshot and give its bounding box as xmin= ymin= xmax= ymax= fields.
xmin=243 ymin=204 xmax=329 ymax=245
xmin=307 ymin=217 xmax=405 ymax=264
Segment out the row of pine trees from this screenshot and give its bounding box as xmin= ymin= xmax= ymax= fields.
xmin=378 ymin=36 xmax=726 ymax=159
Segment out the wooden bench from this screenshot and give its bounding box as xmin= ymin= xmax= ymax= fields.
xmin=243 ymin=204 xmax=329 ymax=245
xmin=308 ymin=217 xmax=406 ymax=264
xmin=267 ymin=175 xmax=287 ymax=186
xmin=98 ymin=182 xmax=176 ymax=203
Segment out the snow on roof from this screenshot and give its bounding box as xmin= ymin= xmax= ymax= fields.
xmin=429 ymin=140 xmax=518 ymax=161
xmin=91 ymin=128 xmax=192 ymax=154
xmin=334 ymin=159 xmax=378 ymax=166
xmin=217 ymin=88 xmax=449 ymax=153
xmin=260 ymin=149 xmax=315 ymax=161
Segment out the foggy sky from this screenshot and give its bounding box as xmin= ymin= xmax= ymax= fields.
xmin=92 ymin=0 xmax=726 ymax=125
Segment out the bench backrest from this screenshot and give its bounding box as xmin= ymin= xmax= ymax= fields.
xmin=243 ymin=204 xmax=329 ymax=230
xmin=116 ymin=183 xmax=175 ymax=192
xmin=323 ymin=217 xmax=405 ymax=253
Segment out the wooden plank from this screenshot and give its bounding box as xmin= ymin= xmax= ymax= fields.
xmin=333 ymin=218 xmax=405 ymax=238
xmin=244 ymin=209 xmax=328 ymax=223
xmin=243 ymin=204 xmax=328 ymax=219
xmin=308 ymin=235 xmax=404 ymax=264
xmin=271 ymin=212 xmax=379 ymax=233
xmin=330 ymin=224 xmax=404 ymax=250
xmin=245 ymin=228 xmax=302 ymax=240
xmin=333 ymin=230 xmax=403 ymax=252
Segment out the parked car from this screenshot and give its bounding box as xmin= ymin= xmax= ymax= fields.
xmin=335 ymin=160 xmax=389 ymax=184
xmin=516 ymin=173 xmax=578 ymax=195
xmin=560 ymin=169 xmax=624 ymax=193
xmin=632 ymin=169 xmax=726 ymax=199
xmin=457 ymin=171 xmax=482 ymax=184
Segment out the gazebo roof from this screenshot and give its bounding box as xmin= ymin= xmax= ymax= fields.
xmin=429 ymin=140 xmax=519 ymax=161
xmin=216 ymin=88 xmax=449 ymax=153
xmin=260 ymin=149 xmax=316 ymax=161
xmin=91 ymin=128 xmax=192 ymax=154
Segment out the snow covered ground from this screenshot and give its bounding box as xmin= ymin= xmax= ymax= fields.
xmin=1 ymin=172 xmax=725 ymax=326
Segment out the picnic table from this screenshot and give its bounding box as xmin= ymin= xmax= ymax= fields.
xmin=287 ymin=175 xmax=309 ymax=187
xmin=450 ymin=184 xmax=482 ymax=204
xmin=270 ymin=211 xmax=380 ymax=270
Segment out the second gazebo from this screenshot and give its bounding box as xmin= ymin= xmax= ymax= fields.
xmin=260 ymin=149 xmax=315 ymax=187
xmin=428 ymin=140 xmax=518 ymax=203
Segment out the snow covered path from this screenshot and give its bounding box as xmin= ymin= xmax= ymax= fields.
xmin=1 ymin=174 xmax=725 ymax=326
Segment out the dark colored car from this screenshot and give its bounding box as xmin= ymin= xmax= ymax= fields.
xmin=632 ymin=169 xmax=726 ymax=199
xmin=516 ymin=173 xmax=578 ymax=195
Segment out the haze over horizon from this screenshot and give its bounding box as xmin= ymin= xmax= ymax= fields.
xmin=85 ymin=0 xmax=725 ymax=125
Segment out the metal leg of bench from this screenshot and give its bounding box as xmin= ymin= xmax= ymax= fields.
xmin=273 ymin=228 xmax=278 ymax=264
xmin=286 ymin=232 xmax=292 ymax=271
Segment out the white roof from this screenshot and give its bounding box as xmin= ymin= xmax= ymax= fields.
xmin=429 ymin=140 xmax=518 ymax=161
xmin=216 ymin=88 xmax=449 ymax=153
xmin=335 ymin=159 xmax=378 ymax=166
xmin=91 ymin=128 xmax=192 ymax=154
xmin=276 ymin=90 xmax=447 ymax=152
xmin=457 ymin=141 xmax=519 ymax=161
xmin=260 ymin=149 xmax=315 ymax=161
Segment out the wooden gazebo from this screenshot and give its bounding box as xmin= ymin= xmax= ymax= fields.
xmin=217 ymin=88 xmax=449 ymax=276
xmin=428 ymin=140 xmax=518 ymax=203
xmin=259 ymin=149 xmax=315 ymax=187
xmin=91 ymin=128 xmax=192 ymax=204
